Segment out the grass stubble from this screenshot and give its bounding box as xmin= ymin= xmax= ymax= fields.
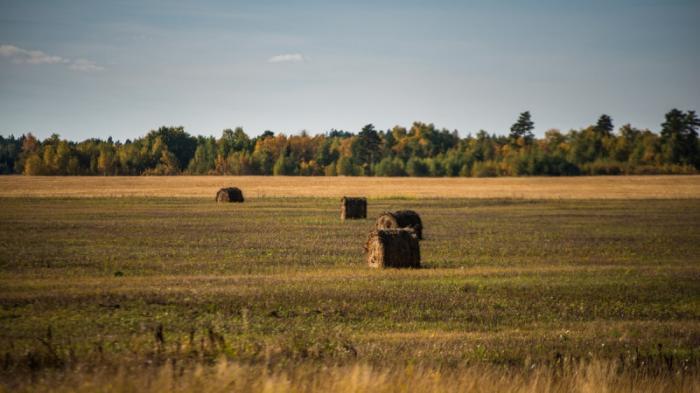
xmin=0 ymin=177 xmax=699 ymax=391
xmin=1 ymin=175 xmax=699 ymax=199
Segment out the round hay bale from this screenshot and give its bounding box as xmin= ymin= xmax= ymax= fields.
xmin=374 ymin=210 xmax=423 ymax=240
xmin=216 ymin=187 xmax=244 ymax=203
xmin=340 ymin=196 xmax=367 ymax=220
xmin=365 ymin=229 xmax=420 ymax=268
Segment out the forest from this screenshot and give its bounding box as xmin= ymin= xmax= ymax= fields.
xmin=0 ymin=109 xmax=698 ymax=177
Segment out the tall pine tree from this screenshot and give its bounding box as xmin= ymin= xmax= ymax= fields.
xmin=509 ymin=111 xmax=535 ymax=145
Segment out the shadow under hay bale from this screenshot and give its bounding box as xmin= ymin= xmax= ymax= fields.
xmin=374 ymin=210 xmax=423 ymax=240
xmin=365 ymin=229 xmax=421 ymax=268
xmin=216 ymin=187 xmax=244 ymax=203
xmin=340 ymin=197 xmax=367 ymax=220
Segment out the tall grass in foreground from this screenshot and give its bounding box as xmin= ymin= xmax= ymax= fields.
xmin=5 ymin=360 xmax=698 ymax=393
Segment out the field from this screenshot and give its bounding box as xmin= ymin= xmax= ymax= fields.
xmin=1 ymin=176 xmax=700 ymax=392
xmin=2 ymin=175 xmax=700 ymax=199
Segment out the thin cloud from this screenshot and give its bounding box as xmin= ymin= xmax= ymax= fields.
xmin=268 ymin=53 xmax=305 ymax=63
xmin=0 ymin=44 xmax=66 ymax=65
xmin=0 ymin=44 xmax=103 ymax=72
xmin=69 ymin=59 xmax=104 ymax=72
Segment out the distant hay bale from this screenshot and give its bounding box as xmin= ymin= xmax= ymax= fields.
xmin=216 ymin=187 xmax=244 ymax=203
xmin=365 ymin=229 xmax=420 ymax=268
xmin=374 ymin=210 xmax=423 ymax=240
xmin=340 ymin=197 xmax=367 ymax=220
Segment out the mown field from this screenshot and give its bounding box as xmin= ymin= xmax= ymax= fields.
xmin=2 ymin=175 xmax=700 ymax=199
xmin=1 ymin=177 xmax=699 ymax=392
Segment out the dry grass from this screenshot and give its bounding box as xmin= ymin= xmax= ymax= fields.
xmin=1 ymin=193 xmax=698 ymax=391
xmin=6 ymin=360 xmax=698 ymax=393
xmin=0 ymin=175 xmax=699 ymax=199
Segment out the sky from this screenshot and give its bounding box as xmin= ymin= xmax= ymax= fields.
xmin=1 ymin=0 xmax=699 ymax=141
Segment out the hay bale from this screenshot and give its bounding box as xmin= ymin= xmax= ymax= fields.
xmin=340 ymin=197 xmax=367 ymax=220
xmin=374 ymin=210 xmax=423 ymax=240
xmin=216 ymin=187 xmax=244 ymax=203
xmin=365 ymin=229 xmax=420 ymax=268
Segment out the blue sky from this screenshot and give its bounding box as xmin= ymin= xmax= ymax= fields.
xmin=1 ymin=0 xmax=698 ymax=141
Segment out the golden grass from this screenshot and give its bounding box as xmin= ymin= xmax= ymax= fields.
xmin=2 ymin=264 xmax=694 ymax=296
xmin=7 ymin=360 xmax=698 ymax=393
xmin=0 ymin=175 xmax=699 ymax=199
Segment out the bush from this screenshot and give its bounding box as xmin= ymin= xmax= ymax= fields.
xmin=471 ymin=161 xmax=500 ymax=177
xmin=336 ymin=157 xmax=360 ymax=176
xmin=538 ymin=156 xmax=580 ymax=176
xmin=374 ymin=157 xmax=406 ymax=177
xmin=324 ymin=163 xmax=337 ymax=176
xmin=629 ymin=164 xmax=697 ymax=175
xmin=405 ymin=157 xmax=430 ymax=177
xmin=581 ymin=161 xmax=625 ymax=175
xmin=427 ymin=158 xmax=446 ymax=177
xmin=273 ymin=155 xmax=297 ymax=175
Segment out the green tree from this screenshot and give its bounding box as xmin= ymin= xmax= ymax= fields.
xmin=226 ymin=151 xmax=254 ymax=175
xmin=97 ymin=144 xmax=115 ymax=175
xmin=188 ymin=137 xmax=217 ymax=174
xmin=567 ymin=127 xmax=608 ymax=165
xmin=381 ymin=129 xmax=395 ymax=157
xmin=336 ymin=156 xmax=356 ymax=176
xmin=156 ymin=150 xmax=180 ymax=175
xmin=54 ymin=141 xmax=72 ymax=175
xmin=117 ymin=142 xmax=144 ymax=175
xmin=67 ymin=156 xmax=80 ymax=175
xmin=252 ymin=150 xmax=274 ymax=175
xmin=315 ymin=137 xmax=338 ymax=167
xmin=374 ymin=157 xmax=405 ymax=176
xmin=146 ymin=126 xmax=197 ymax=171
xmin=353 ymin=124 xmax=382 ymax=174
xmin=427 ymin=157 xmax=446 ymax=177
xmin=42 ymin=145 xmax=57 ymax=175
xmin=218 ymin=127 xmax=251 ymax=157
xmin=0 ymin=135 xmax=21 ymax=174
xmin=612 ymin=124 xmax=641 ymax=163
xmin=660 ymin=109 xmax=700 ymax=167
xmin=273 ymin=154 xmax=297 ymax=175
xmin=595 ymin=114 xmax=614 ymax=136
xmin=509 ymin=111 xmax=535 ymax=144
xmin=405 ymin=157 xmax=429 ymax=177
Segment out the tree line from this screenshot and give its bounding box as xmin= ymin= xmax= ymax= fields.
xmin=1 ymin=109 xmax=698 ymax=177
